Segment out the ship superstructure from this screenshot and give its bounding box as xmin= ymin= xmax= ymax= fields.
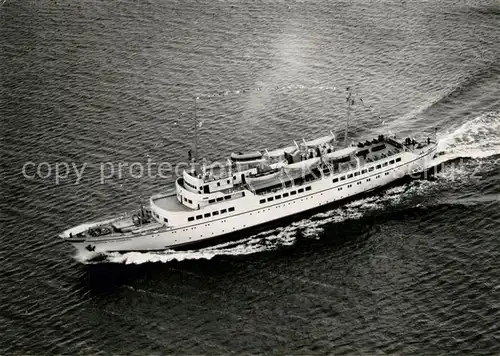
xmin=61 ymin=131 xmax=437 ymax=254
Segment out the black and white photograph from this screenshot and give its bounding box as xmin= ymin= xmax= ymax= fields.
xmin=1 ymin=0 xmax=499 ymax=354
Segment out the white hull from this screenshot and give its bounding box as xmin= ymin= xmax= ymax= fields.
xmin=68 ymin=145 xmax=437 ymax=254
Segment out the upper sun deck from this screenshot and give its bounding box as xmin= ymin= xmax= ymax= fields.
xmin=173 ymin=133 xmax=434 ymax=206
xmin=149 ymin=134 xmax=436 ymax=226
xmin=151 ymin=193 xmax=191 ymax=213
xmin=184 ymin=161 xmax=234 ymax=183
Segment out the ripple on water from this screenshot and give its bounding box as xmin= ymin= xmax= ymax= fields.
xmin=1 ymin=0 xmax=500 ymax=353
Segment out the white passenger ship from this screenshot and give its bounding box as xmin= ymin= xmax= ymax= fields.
xmin=61 ymin=131 xmax=437 ymax=254
xmin=61 ymin=90 xmax=438 ymax=254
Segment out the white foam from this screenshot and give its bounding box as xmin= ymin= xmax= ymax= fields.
xmin=436 ymin=111 xmax=500 ymax=160
xmin=82 ymin=112 xmax=500 ymax=264
xmin=84 ymin=180 xmax=436 ymax=265
xmin=424 ymin=111 xmax=500 ymax=183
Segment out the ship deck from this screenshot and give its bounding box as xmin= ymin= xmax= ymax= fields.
xmin=250 ymin=141 xmax=411 ymax=195
xmin=152 ymin=193 xmax=192 ymax=212
xmin=173 ymin=137 xmax=429 ymax=202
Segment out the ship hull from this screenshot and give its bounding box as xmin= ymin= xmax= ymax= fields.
xmin=67 ymin=145 xmax=437 ymax=254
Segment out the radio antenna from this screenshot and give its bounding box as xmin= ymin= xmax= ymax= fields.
xmin=344 ymin=87 xmax=353 ymax=147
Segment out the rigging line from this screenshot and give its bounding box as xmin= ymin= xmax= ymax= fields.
xmin=193 ymin=84 xmax=337 ymax=99
xmin=355 ymin=94 xmax=386 ymax=126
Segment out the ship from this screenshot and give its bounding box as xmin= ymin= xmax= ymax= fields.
xmin=60 ymin=90 xmax=438 ymax=254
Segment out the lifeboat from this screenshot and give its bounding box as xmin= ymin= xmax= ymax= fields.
xmin=246 ymin=168 xmax=281 ymax=185
xmin=284 ymin=157 xmax=321 ymax=172
xmin=324 ymin=146 xmax=357 ymax=160
xmin=303 ymin=135 xmax=334 ymax=147
xmin=230 ymin=151 xmax=262 ymax=162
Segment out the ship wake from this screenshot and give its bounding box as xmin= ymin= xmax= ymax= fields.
xmin=433 ymin=111 xmax=500 ymax=164
xmin=80 ymin=112 xmax=500 ymax=264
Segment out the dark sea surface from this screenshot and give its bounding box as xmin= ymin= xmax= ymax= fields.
xmin=1 ymin=0 xmax=500 ymax=354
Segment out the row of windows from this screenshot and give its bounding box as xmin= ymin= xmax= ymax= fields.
xmin=216 ymin=179 xmax=231 ymax=187
xmin=332 ymin=157 xmax=401 ymax=183
xmin=339 ymin=171 xmax=397 ymax=190
xmin=207 ymin=192 xmax=245 ymax=204
xmin=185 ymin=181 xmax=197 ymax=190
xmin=208 ymin=195 xmax=230 ymax=204
xmin=259 ymin=186 xmax=312 ymax=204
xmin=187 ymin=207 xmax=235 ymax=222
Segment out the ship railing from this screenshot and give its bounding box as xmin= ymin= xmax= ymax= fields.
xmin=252 ymin=148 xmax=413 ymax=197
xmin=253 ymin=172 xmax=320 ymax=196
xmin=185 ymin=165 xmax=234 ymax=183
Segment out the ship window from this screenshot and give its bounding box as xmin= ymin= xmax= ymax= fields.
xmin=267 ymin=197 xmax=274 ymax=202
xmin=196 ymin=215 xmax=202 ymax=220
xmin=188 ymin=199 xmax=192 ymax=204
xmin=220 ymin=209 xmax=227 ymax=214
xmin=347 ymin=174 xmax=353 ymax=178
xmin=242 ymin=192 xmax=245 ymax=197
xmin=259 ymin=199 xmax=266 ymax=204
xmin=184 ymin=197 xmax=187 ymax=202
xmin=290 ymin=191 xmax=297 ymax=195
xmin=396 ymin=157 xmax=402 ymax=162
xmin=217 ymin=182 xmax=220 ymax=186
xmin=354 ymin=172 xmax=360 ymax=176
xmin=227 ymin=180 xmax=230 ymax=184
xmin=204 ymin=213 xmax=210 ymax=218
xmin=338 ymin=187 xmax=342 ymax=191
xmin=340 ymin=176 xmax=346 ymax=181
xmin=383 ymin=162 xmax=388 ymax=167
xmin=224 ymin=195 xmax=231 ymax=200
xmin=283 ymin=193 xmax=289 ymax=197
xmin=367 ymin=178 xmax=371 ymax=182
xmin=332 ymin=178 xmax=338 ymax=183
xmin=305 ymin=186 xmax=311 ymax=191
xmin=164 ymin=218 xmax=168 ymax=223
xmin=376 ymin=164 xmax=381 ymax=169
xmin=209 ymin=199 xmax=215 ymax=204
xmin=298 ymin=188 xmax=304 ymax=193
xmin=228 ymin=207 xmax=235 ymax=212
xmin=362 ymin=169 xmax=367 ymax=174
xmin=275 ymin=195 xmax=281 ymax=200
xmin=389 ymin=159 xmax=395 ymax=164
xmin=348 ymin=184 xmax=352 ymax=188
xmin=188 ymin=217 xmax=194 ymax=222
xmin=369 ymin=167 xmax=374 ymax=172
xmin=233 ymin=176 xmax=236 ymax=180
xmin=385 ymin=172 xmax=389 ymax=175
xmin=216 ymin=197 xmax=223 ymax=202
xmin=212 ymin=211 xmax=219 ymax=216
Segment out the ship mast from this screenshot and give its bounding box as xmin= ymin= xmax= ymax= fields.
xmin=344 ymin=87 xmax=353 ymax=148
xmin=194 ymin=97 xmax=199 ymax=163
